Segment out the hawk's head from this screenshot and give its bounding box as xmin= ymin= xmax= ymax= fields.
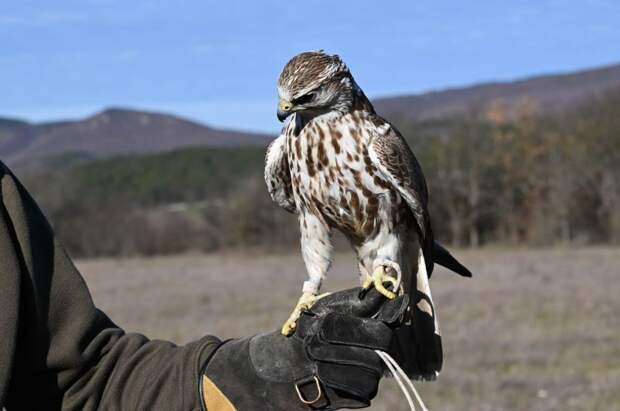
xmin=276 ymin=51 xmax=360 ymax=122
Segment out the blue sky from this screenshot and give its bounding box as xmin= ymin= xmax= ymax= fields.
xmin=1 ymin=0 xmax=619 ymax=132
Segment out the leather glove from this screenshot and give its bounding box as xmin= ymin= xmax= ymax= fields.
xmin=200 ymin=287 xmax=408 ymax=410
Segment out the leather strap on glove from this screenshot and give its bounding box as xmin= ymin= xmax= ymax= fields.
xmin=200 ymin=287 xmax=408 ymax=410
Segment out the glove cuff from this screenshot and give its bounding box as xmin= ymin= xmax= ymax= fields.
xmin=201 ymin=375 xmax=237 ymax=411
xmin=199 ymin=339 xmax=233 ymax=411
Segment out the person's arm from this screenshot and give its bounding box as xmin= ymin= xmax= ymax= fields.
xmin=0 ymin=162 xmax=408 ymax=411
xmin=0 ymin=163 xmax=220 ymax=410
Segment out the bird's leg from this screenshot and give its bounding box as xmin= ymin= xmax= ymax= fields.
xmin=282 ymin=212 xmax=333 ymax=336
xmin=362 ymin=260 xmax=402 ymax=300
xmin=358 ymin=261 xmax=373 ymax=287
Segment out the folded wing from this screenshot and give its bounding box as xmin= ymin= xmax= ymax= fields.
xmin=264 ymin=134 xmax=297 ymax=214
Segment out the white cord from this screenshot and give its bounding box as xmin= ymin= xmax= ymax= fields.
xmin=374 ymin=266 xmax=427 ymax=411
xmin=374 ymin=256 xmax=429 ymax=410
xmin=375 ymin=350 xmax=416 ymax=410
xmin=382 ymin=350 xmax=430 ymax=411
xmin=375 ymin=350 xmax=429 ymax=411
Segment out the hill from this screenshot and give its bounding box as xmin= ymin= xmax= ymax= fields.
xmin=20 ymin=88 xmax=620 ymax=257
xmin=3 ymin=61 xmax=620 ymax=173
xmin=21 ymin=145 xmax=295 ymax=256
xmin=373 ymin=62 xmax=620 ymax=122
xmin=3 ymin=61 xmax=620 ymax=256
xmin=0 ymin=107 xmax=272 ymax=171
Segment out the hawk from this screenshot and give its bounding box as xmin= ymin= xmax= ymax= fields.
xmin=265 ymin=51 xmax=471 ymax=378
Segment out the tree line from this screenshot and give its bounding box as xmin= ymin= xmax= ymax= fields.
xmin=20 ymin=89 xmax=620 ymax=257
xmin=414 ymin=92 xmax=620 ymax=247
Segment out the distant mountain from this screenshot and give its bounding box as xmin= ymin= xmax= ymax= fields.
xmin=3 ymin=62 xmax=620 ymax=172
xmin=0 ymin=107 xmax=272 ymax=170
xmin=373 ymin=62 xmax=620 ymax=122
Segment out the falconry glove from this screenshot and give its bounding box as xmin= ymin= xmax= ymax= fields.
xmin=200 ymin=287 xmax=408 ymax=410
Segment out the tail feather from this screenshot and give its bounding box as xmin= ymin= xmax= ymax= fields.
xmin=433 ymin=241 xmax=472 ymax=277
xmin=402 ymin=249 xmax=443 ymax=379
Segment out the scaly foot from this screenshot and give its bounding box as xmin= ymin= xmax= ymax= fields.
xmin=281 ymin=292 xmax=330 ymax=336
xmin=362 ymin=265 xmax=398 ymax=300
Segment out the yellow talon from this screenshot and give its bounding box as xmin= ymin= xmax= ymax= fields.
xmin=362 ymin=274 xmax=374 ymax=290
xmin=363 ymin=266 xmax=397 ymax=299
xmin=281 ymin=292 xmax=330 ymax=335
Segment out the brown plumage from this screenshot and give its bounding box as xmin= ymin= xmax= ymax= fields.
xmin=266 ymin=51 xmax=470 ymax=378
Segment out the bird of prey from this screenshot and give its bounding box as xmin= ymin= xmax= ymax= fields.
xmin=265 ymin=51 xmax=471 ymax=377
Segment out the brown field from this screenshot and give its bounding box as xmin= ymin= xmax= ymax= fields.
xmin=77 ymin=247 xmax=620 ymax=411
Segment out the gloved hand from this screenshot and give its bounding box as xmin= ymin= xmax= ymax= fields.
xmin=200 ymin=287 xmax=408 ymax=410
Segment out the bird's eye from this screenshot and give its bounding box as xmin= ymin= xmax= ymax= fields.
xmin=292 ymin=92 xmax=314 ymax=105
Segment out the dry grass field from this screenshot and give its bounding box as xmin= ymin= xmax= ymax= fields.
xmin=77 ymin=247 xmax=620 ymax=411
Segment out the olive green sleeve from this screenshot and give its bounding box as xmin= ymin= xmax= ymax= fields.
xmin=0 ymin=163 xmax=220 ymax=411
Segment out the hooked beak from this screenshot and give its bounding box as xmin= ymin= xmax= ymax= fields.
xmin=277 ymin=100 xmax=294 ymax=122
